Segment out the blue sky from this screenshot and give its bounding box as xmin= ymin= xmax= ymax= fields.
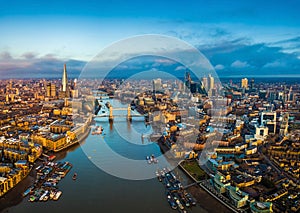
xmin=0 ymin=0 xmax=300 ymax=78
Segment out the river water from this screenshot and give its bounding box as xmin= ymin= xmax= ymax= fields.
xmin=6 ymin=99 xmax=206 ymax=213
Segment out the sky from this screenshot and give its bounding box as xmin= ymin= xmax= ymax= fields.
xmin=0 ymin=0 xmax=300 ymax=78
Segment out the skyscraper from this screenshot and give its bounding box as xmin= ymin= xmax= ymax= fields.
xmin=201 ymin=77 xmax=208 ymax=92
xmin=62 ymin=64 xmax=68 ymax=93
xmin=46 ymin=82 xmax=56 ymax=97
xmin=241 ymin=78 xmax=248 ymax=89
xmin=46 ymin=83 xmax=51 ymax=97
xmin=51 ymin=83 xmax=56 ymax=97
xmin=59 ymin=64 xmax=69 ymax=98
xmin=153 ymin=78 xmax=162 ymax=94
xmin=185 ymin=71 xmax=191 ymax=89
xmin=208 ymin=74 xmax=214 ymax=91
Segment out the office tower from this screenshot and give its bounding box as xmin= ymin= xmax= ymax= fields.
xmin=241 ymin=78 xmax=248 ymax=89
xmin=153 ymin=78 xmax=162 ymax=93
xmin=46 ymin=83 xmax=51 ymax=97
xmin=208 ymin=74 xmax=214 ymax=91
xmin=51 ymin=83 xmax=56 ymax=97
xmin=202 ymin=77 xmax=208 ymax=92
xmin=185 ymin=71 xmax=191 ymax=89
xmin=46 ymin=83 xmax=56 ymax=97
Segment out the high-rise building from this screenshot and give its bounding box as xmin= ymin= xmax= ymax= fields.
xmin=208 ymin=74 xmax=214 ymax=91
xmin=185 ymin=71 xmax=191 ymax=89
xmin=241 ymin=78 xmax=248 ymax=89
xmin=46 ymin=83 xmax=51 ymax=97
xmin=46 ymin=83 xmax=56 ymax=97
xmin=202 ymin=77 xmax=208 ymax=92
xmin=59 ymin=64 xmax=69 ymax=98
xmin=51 ymin=83 xmax=56 ymax=97
xmin=153 ymin=78 xmax=162 ymax=94
xmin=62 ymin=64 xmax=68 ymax=93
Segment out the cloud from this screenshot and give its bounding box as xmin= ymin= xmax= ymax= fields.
xmin=0 ymin=51 xmax=12 ymax=60
xmin=230 ymin=60 xmax=250 ymax=68
xmin=175 ymin=65 xmax=186 ymax=71
xmin=269 ymin=36 xmax=300 ymax=54
xmin=271 ymin=36 xmax=300 ymax=45
xmin=209 ymin=27 xmax=231 ymax=38
xmin=0 ymin=51 xmax=86 ymax=79
xmin=199 ymin=37 xmax=300 ymax=77
xmin=1 ymin=32 xmax=300 ymax=79
xmin=21 ymin=52 xmax=37 ymax=59
xmin=214 ymin=64 xmax=225 ymax=70
xmin=263 ymin=60 xmax=285 ymax=68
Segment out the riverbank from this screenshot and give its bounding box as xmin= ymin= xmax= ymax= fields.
xmin=178 ymin=161 xmax=232 ymax=213
xmin=0 ymin=127 xmax=90 ymax=213
xmin=0 ymin=166 xmax=36 ymax=213
xmin=187 ymin=185 xmax=232 ymax=213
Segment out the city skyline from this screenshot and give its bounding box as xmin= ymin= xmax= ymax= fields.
xmin=0 ymin=0 xmax=300 ymax=79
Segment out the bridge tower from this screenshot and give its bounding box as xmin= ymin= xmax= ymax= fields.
xmin=109 ymin=106 xmax=114 ymax=122
xmin=127 ymin=104 xmax=132 ymax=122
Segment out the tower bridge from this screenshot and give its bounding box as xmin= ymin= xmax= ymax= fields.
xmin=95 ymin=104 xmax=145 ymax=122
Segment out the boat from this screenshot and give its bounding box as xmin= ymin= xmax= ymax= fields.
xmin=184 ymin=192 xmax=196 ymax=206
xmin=151 ymin=154 xmax=158 ymax=163
xmin=160 ymin=169 xmax=165 ymax=178
xmin=22 ymin=186 xmax=34 ymax=197
xmin=29 ymin=195 xmax=36 ymax=202
xmin=39 ymin=190 xmax=49 ymax=201
xmin=72 ymin=173 xmax=77 ymax=180
xmin=35 ymin=165 xmax=43 ymax=171
xmin=146 ymin=156 xmax=152 ymax=164
xmin=43 ymin=194 xmax=49 ymax=201
xmin=48 ymin=155 xmax=56 ymax=161
xmin=49 ymin=190 xmax=56 ymax=200
xmin=155 ymin=171 xmax=162 ymax=182
xmin=92 ymin=125 xmax=103 ymax=135
xmin=53 ymin=191 xmax=62 ymax=201
xmin=166 ymin=191 xmax=178 ymax=210
xmin=146 ymin=154 xmax=158 ymax=164
xmin=175 ymin=199 xmax=185 ymax=210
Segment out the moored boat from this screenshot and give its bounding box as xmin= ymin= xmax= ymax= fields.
xmin=49 ymin=190 xmax=56 ymax=200
xmin=166 ymin=191 xmax=177 ymax=210
xmin=39 ymin=190 xmax=49 ymax=201
xmin=53 ymin=191 xmax=62 ymax=201
xmin=72 ymin=173 xmax=77 ymax=180
xmin=22 ymin=186 xmax=34 ymax=197
xmin=29 ymin=195 xmax=36 ymax=202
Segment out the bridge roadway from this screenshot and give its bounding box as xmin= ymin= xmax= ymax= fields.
xmin=95 ymin=114 xmax=144 ymax=117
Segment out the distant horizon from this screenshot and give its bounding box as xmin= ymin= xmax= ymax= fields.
xmin=1 ymin=74 xmax=300 ymax=81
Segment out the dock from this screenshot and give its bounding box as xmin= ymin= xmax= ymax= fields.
xmin=24 ymin=161 xmax=73 ymax=203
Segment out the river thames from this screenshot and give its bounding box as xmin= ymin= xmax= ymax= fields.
xmin=4 ymin=99 xmax=207 ymax=213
